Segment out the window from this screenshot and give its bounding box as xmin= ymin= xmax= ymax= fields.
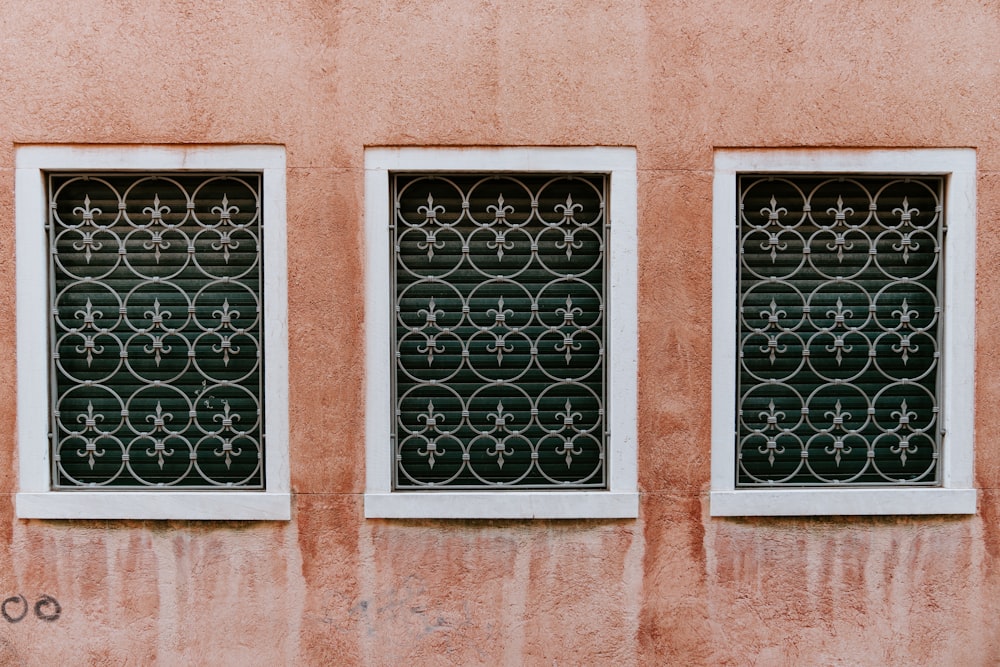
xmin=364 ymin=147 xmax=637 ymax=518
xmin=711 ymin=149 xmax=977 ymax=516
xmin=16 ymin=146 xmax=289 ymax=520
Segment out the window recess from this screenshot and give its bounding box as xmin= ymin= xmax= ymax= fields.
xmin=393 ymin=173 xmax=607 ymax=489
xmin=738 ymin=175 xmax=943 ymax=486
xmin=48 ymin=173 xmax=265 ymax=489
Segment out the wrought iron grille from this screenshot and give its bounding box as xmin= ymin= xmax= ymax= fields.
xmin=393 ymin=174 xmax=607 ymax=488
xmin=48 ymin=173 xmax=264 ymax=488
xmin=738 ymin=175 xmax=943 ymax=486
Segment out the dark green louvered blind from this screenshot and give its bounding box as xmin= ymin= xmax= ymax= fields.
xmin=738 ymin=175 xmax=942 ymax=486
xmin=393 ymin=174 xmax=607 ymax=488
xmin=49 ymin=174 xmax=263 ymax=488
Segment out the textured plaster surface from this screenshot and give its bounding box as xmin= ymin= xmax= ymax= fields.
xmin=1 ymin=0 xmax=1000 ymax=664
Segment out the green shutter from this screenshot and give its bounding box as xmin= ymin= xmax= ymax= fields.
xmin=393 ymin=174 xmax=606 ymax=488
xmin=738 ymin=175 xmax=942 ymax=486
xmin=49 ymin=174 xmax=264 ymax=488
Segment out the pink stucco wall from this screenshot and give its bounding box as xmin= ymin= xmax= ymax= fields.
xmin=1 ymin=1 xmax=999 ymax=664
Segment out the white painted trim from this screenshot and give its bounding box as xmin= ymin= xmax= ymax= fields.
xmin=710 ymin=488 xmax=977 ymax=517
xmin=261 ymin=160 xmax=291 ymax=505
xmin=16 ymin=492 xmax=292 ymax=521
xmin=710 ymin=148 xmax=977 ymax=517
xmin=15 ymin=145 xmax=290 ymax=521
xmin=364 ymin=146 xmax=638 ymax=519
xmin=364 ymin=156 xmax=394 ymax=497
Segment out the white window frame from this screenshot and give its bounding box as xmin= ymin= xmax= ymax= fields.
xmin=711 ymin=148 xmax=977 ymax=516
xmin=364 ymin=147 xmax=638 ymax=519
xmin=15 ymin=145 xmax=290 ymax=520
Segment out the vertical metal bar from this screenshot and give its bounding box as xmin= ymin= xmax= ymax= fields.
xmin=390 ymin=173 xmax=399 ymax=490
xmin=735 ymin=174 xmax=743 ymax=486
xmin=256 ymin=173 xmax=267 ymax=488
xmin=935 ymin=176 xmax=946 ymax=485
xmin=602 ymin=172 xmax=609 ymax=488
xmin=46 ymin=173 xmax=60 ymax=488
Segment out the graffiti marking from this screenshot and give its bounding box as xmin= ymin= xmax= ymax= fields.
xmin=1 ymin=597 xmax=27 ymax=624
xmin=33 ymin=596 xmax=61 ymax=622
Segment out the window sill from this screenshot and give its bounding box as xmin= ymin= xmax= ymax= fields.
xmin=710 ymin=488 xmax=977 ymax=517
xmin=364 ymin=491 xmax=639 ymax=519
xmin=15 ymin=491 xmax=291 ymax=521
